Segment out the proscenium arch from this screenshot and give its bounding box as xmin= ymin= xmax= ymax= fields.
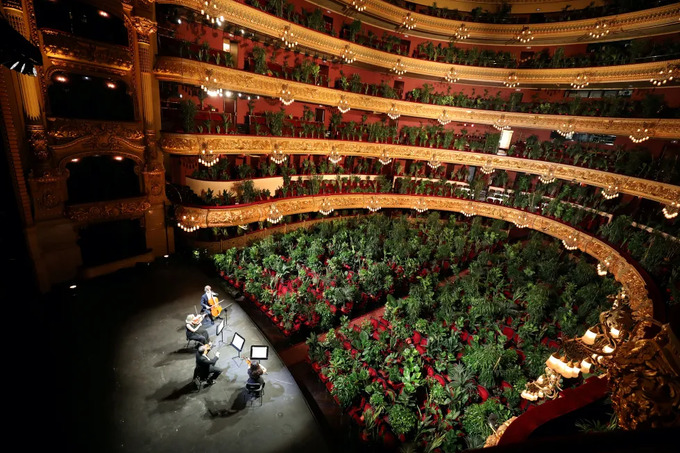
xmin=159 ymin=133 xmax=680 ymax=207
xmin=176 ymin=194 xmax=654 ymax=319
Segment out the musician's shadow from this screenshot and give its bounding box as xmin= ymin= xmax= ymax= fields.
xmin=148 ymin=380 xmax=199 ymax=413
xmin=204 ymin=387 xmax=250 ymax=429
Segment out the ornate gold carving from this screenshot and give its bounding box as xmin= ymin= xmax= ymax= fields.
xmin=484 ymin=416 xmax=518 ymax=448
xmin=27 ymin=125 xmax=50 ymax=162
xmin=66 ymin=196 xmax=151 ymax=223
xmin=124 ymin=16 xmax=158 ymax=43
xmin=27 ymin=168 xmax=68 ymax=221
xmin=175 ymin=194 xmax=653 ymax=318
xmin=608 ymin=323 xmax=680 ymax=430
xmin=47 ymin=119 xmax=145 ymax=162
xmin=157 ymin=1 xmax=680 ymax=85
xmin=159 ymin=134 xmax=680 ymax=206
xmin=41 ymin=29 xmax=133 ymax=71
xmin=154 ymin=58 xmax=680 ymax=139
xmin=142 ymin=169 xmax=166 ymax=202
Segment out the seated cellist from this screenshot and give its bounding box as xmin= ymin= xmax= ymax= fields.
xmin=200 ymin=285 xmax=223 ymax=325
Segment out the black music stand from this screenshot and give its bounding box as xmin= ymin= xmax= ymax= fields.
xmin=231 ymin=332 xmax=246 ymax=367
xmin=250 ymin=345 xmax=269 ymax=361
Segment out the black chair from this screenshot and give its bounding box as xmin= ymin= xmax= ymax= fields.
xmin=245 ymin=382 xmax=264 ymax=406
xmin=193 ymin=366 xmax=210 ymax=392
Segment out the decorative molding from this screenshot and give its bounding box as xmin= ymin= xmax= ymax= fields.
xmin=40 ymin=29 xmax=133 ymax=71
xmin=47 ymin=119 xmax=145 ymax=162
xmin=159 ymin=134 xmax=680 ymax=206
xmin=154 ymin=58 xmax=680 ymax=139
xmin=124 ymin=16 xmax=158 ymax=44
xmin=333 ymin=0 xmax=680 ymax=44
xmin=175 ymin=194 xmax=653 ymax=318
xmin=65 ymin=196 xmax=152 ymax=223
xmin=27 ymin=125 xmax=50 ymax=162
xmin=156 ymin=0 xmax=680 ymax=82
xmin=27 ymin=168 xmax=69 ymax=221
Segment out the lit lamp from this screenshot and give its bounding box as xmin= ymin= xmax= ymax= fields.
xmin=650 ymin=64 xmax=676 ymax=86
xmin=445 ymin=67 xmax=459 ymax=83
xmin=351 ymin=0 xmax=367 ymax=12
xmin=461 ymin=201 xmax=476 ymax=217
xmin=571 ymin=73 xmax=590 ymax=89
xmin=503 ymin=73 xmax=519 ymax=88
xmin=319 ymin=198 xmax=334 ymax=215
xmin=601 ymin=184 xmax=619 ymax=200
xmin=629 ymin=127 xmax=650 ymax=144
xmin=561 ymin=233 xmax=579 ymax=250
xmin=378 ymin=149 xmax=392 ymax=165
xmin=387 ymin=104 xmax=400 ymax=120
xmin=198 ymin=144 xmax=219 ymax=167
xmin=178 ymin=215 xmax=200 ymax=232
xmin=515 ymin=26 xmax=534 ymax=43
xmin=328 ymin=147 xmax=342 ymax=164
xmin=538 ymin=167 xmax=556 ymax=184
xmin=391 ymin=59 xmax=406 ymax=76
xmin=201 ymin=72 xmax=224 ymax=98
xmin=427 ymin=153 xmax=441 ymax=169
xmin=497 ymin=128 xmax=514 ymax=156
xmin=662 ymin=202 xmax=679 ymax=219
xmin=270 ymin=146 xmax=287 ymax=165
xmin=513 ymin=212 xmax=529 ymax=229
xmin=454 ymin=24 xmax=470 ymax=41
xmin=337 ymin=95 xmax=350 ymax=113
xmin=556 ymin=120 xmax=575 ymax=139
xmin=279 ymin=85 xmax=294 ymax=106
xmin=366 ymin=197 xmax=381 ymax=212
xmin=480 ymin=158 xmax=495 ymax=175
xmin=597 ymin=256 xmax=613 ymax=276
xmin=267 ymin=204 xmax=283 ymax=224
xmin=401 ymin=13 xmax=416 ymax=31
xmin=413 ymin=198 xmax=428 ymax=213
xmin=437 ymin=110 xmax=451 ymax=126
xmin=588 ymin=20 xmax=610 ymax=39
xmin=342 ymin=45 xmax=356 ymax=64
xmin=492 ymin=115 xmax=510 ymax=131
xmin=281 ymin=25 xmax=298 ymax=49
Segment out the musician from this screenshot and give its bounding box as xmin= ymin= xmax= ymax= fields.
xmin=200 ymin=285 xmax=222 ymax=325
xmin=247 ymin=360 xmax=267 ymax=388
xmin=196 ymin=343 xmax=222 ymax=385
xmin=185 ymin=314 xmax=209 ymax=345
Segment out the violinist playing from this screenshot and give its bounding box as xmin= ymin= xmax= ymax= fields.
xmin=247 ymin=359 xmax=267 ymax=388
xmin=185 ymin=314 xmax=210 ymax=345
xmin=200 ymin=285 xmax=223 ymax=325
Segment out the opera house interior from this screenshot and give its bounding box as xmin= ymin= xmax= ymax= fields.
xmin=1 ymin=0 xmax=679 ymax=451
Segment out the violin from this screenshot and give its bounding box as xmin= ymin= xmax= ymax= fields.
xmin=245 ymin=358 xmax=267 ymax=374
xmin=191 ymin=313 xmax=207 ymax=325
xmin=207 ymin=293 xmax=223 ymax=318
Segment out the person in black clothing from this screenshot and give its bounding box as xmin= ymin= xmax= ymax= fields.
xmin=247 ymin=360 xmax=266 ymax=388
xmin=195 ymin=343 xmax=222 ymax=384
xmin=185 ymin=314 xmax=209 ymax=345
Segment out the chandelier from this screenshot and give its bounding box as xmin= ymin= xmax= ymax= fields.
xmin=601 ymin=184 xmax=619 ymax=200
xmin=571 ymin=73 xmax=590 ymax=89
xmin=178 ymin=214 xmax=200 ymax=232
xmin=281 ymin=25 xmax=298 ymax=49
xmin=401 ymin=13 xmax=416 ymax=31
xmin=629 ymin=127 xmax=650 ymax=144
xmin=238 ymin=224 xmax=249 ymax=230
xmin=328 ymin=147 xmax=342 ymax=164
xmin=650 ymin=65 xmax=676 ymax=86
xmin=597 ymin=256 xmax=613 ymax=276
xmin=267 ymin=204 xmax=283 ymax=224
xmin=351 ymin=0 xmax=366 ymax=12
xmin=445 ymin=67 xmax=459 ymax=83
xmin=366 ymin=197 xmax=381 ymax=212
xmin=437 ymin=110 xmax=451 ymax=125
xmin=556 ymin=120 xmax=575 ymax=139
xmin=378 ymin=149 xmax=392 ymax=165
xmin=561 ymin=233 xmax=579 ymax=250
xmin=391 ymin=59 xmax=406 ymax=76
xmin=515 ymin=26 xmax=534 ymax=44
xmin=662 ymin=201 xmax=679 ymax=219
xmin=454 ymin=23 xmax=470 ymax=41
xmin=270 ymin=146 xmax=287 ymax=165
xmin=319 ymin=198 xmax=334 ymax=215
xmin=461 ymin=201 xmax=476 ymax=217
xmin=520 ymin=367 xmax=563 ymax=401
xmin=198 ymin=144 xmax=219 ymax=167
xmin=201 ymin=72 xmax=224 ymax=98
xmin=503 ymin=73 xmax=519 ymax=88
xmin=387 ymin=104 xmax=400 ymax=120
xmin=427 ymin=153 xmax=442 ymax=169
xmin=513 ymin=212 xmax=529 ymax=229
xmin=279 ymin=85 xmax=294 ymax=106
xmin=492 ymin=115 xmax=510 ymax=131
xmin=588 ymin=20 xmax=610 ymax=39
xmin=480 ymin=159 xmax=495 ymax=175
xmin=342 ymin=45 xmax=356 ymax=64
xmin=413 ymin=198 xmax=428 ymax=213
xmin=539 ymin=168 xmax=556 ymax=184
xmin=200 ymin=1 xmax=223 ymax=26
xmin=337 ymin=95 xmax=350 ymax=113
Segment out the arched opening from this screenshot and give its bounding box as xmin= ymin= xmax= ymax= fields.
xmin=77 ymin=218 xmax=147 ymax=266
xmin=66 ymin=155 xmax=141 ymax=205
xmin=48 ymin=73 xmax=134 ymax=121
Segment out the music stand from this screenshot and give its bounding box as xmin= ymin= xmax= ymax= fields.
xmin=215 ymin=319 xmax=226 ymax=347
xmin=250 ymin=345 xmax=269 ymax=361
xmin=231 ymin=332 xmax=246 ymax=367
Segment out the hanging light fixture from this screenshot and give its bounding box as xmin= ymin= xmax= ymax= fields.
xmin=454 ymin=23 xmax=470 ymax=41
xmin=597 ymin=256 xmax=613 ymax=276
xmin=601 ymin=184 xmax=619 ymax=200
xmin=539 ymin=168 xmax=556 ymax=184
xmin=342 ymin=45 xmax=356 ymax=64
xmin=351 ymin=0 xmax=367 ymax=12
xmin=328 ymin=147 xmax=342 ymax=164
xmin=267 ymin=204 xmax=283 ymax=224
xmin=200 ymin=70 xmax=224 ymax=98
xmin=366 ymin=197 xmax=381 ymax=212
xmin=427 ymin=153 xmax=441 ymax=169
xmin=319 ymin=198 xmax=334 ymax=215
xmin=413 ymin=198 xmax=428 ymax=213
xmin=391 ymin=59 xmax=406 ymax=75
xmin=650 ymin=64 xmax=677 ymax=86
xmin=480 ymin=158 xmax=495 ymax=175
xmin=387 ymin=104 xmax=400 ymax=120
xmin=556 ymin=120 xmax=575 ymax=139
xmin=445 ymin=67 xmax=459 ymax=83
xmin=378 ymin=149 xmax=392 ymax=165
xmin=200 ymin=1 xmax=223 ymax=26
xmin=401 ymin=13 xmax=416 ymax=31
xmin=513 ymin=212 xmax=529 ymax=229
xmin=561 ymin=233 xmax=579 ymax=250
xmin=337 ymin=95 xmax=350 ymax=113
xmin=492 ymin=115 xmax=510 ymax=131
xmin=461 ymin=201 xmax=476 ymax=217
xmin=437 ymin=110 xmax=451 ymax=126
xmin=238 ymin=224 xmax=249 ymax=230
xmin=503 ymin=73 xmax=519 ymax=88
xmin=515 ymin=26 xmax=534 ymax=43
xmin=520 ymin=367 xmax=563 ymax=401
xmin=281 ymin=25 xmax=298 ymax=49
xmin=270 ymin=146 xmax=287 ymax=164
xmin=571 ymin=73 xmax=590 ymax=89
xmin=588 ymin=20 xmax=611 ymax=39
xmin=662 ymin=201 xmax=679 ymax=219
xmin=198 ymin=143 xmax=219 ymax=167
xmin=178 ymin=214 xmax=200 ymax=232
xmin=279 ymin=85 xmax=294 ymax=106
xmin=629 ymin=127 xmax=650 ymax=143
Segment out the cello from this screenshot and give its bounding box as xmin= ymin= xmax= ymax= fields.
xmin=207 ymin=293 xmax=223 ymax=318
